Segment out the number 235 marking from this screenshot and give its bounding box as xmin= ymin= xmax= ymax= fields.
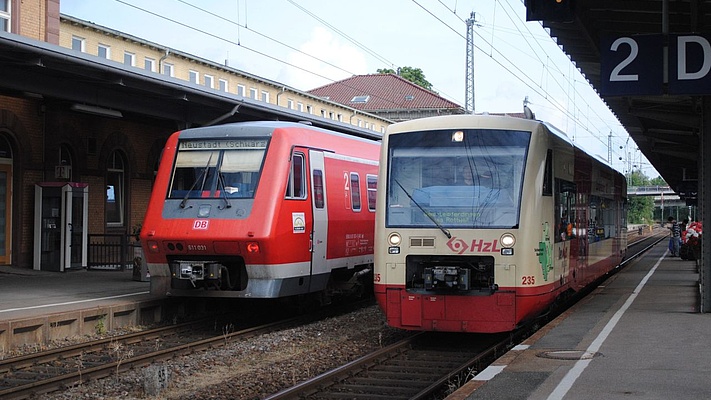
xmin=521 ymin=276 xmax=535 ymax=285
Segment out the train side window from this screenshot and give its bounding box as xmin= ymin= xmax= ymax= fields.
xmin=555 ymin=178 xmax=576 ymax=243
xmin=350 ymin=173 xmax=361 ymax=212
xmin=286 ymin=153 xmax=306 ymax=199
xmin=542 ymin=149 xmax=553 ymax=196
xmin=366 ymin=174 xmax=377 ymax=212
xmin=313 ymin=170 xmax=325 ymax=208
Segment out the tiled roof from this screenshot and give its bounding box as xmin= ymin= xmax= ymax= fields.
xmin=308 ymin=74 xmax=463 ymax=111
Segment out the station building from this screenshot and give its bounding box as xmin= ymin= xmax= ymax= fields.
xmin=2 ymin=0 xmax=446 ymax=270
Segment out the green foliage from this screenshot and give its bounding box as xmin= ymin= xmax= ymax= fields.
xmin=626 ymin=170 xmax=661 ymax=224
xmin=627 ymin=169 xmax=649 ymax=186
xmin=377 ymin=66 xmax=436 ymax=93
xmin=649 ymin=176 xmax=666 ymax=186
xmin=628 ymin=196 xmax=654 ymax=224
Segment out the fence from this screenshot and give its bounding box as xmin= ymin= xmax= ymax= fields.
xmin=87 ymin=233 xmax=139 ymax=270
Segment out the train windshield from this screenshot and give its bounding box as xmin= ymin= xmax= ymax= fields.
xmin=167 ymin=138 xmax=268 ymax=200
xmin=386 ymin=128 xmax=530 ymax=229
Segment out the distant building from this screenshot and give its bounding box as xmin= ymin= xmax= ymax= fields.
xmin=308 ymin=74 xmax=466 ymax=122
xmin=59 ymin=15 xmax=392 ymax=134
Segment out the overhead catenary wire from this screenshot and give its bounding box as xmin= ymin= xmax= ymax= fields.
xmin=107 ymin=0 xmax=643 ymax=174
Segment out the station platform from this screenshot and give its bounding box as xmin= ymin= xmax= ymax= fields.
xmin=450 ymin=239 xmax=711 ymax=400
xmin=0 ymin=266 xmax=170 ymax=352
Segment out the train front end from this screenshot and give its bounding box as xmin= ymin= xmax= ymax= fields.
xmin=374 ymin=116 xmax=544 ymax=333
xmin=140 ymin=123 xmax=289 ymax=298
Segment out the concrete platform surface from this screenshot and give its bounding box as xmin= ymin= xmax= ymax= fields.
xmin=450 ymin=241 xmax=711 ymax=400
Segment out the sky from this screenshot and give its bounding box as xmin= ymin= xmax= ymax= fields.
xmin=60 ymin=0 xmax=659 ymax=179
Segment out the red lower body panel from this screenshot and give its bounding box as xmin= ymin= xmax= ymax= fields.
xmin=376 ymin=284 xmax=557 ymax=333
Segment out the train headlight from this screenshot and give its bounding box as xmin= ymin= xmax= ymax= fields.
xmin=500 ymin=233 xmax=516 ymax=247
xmin=388 ymin=232 xmax=402 ymax=246
xmin=246 ymin=242 xmax=260 ymax=253
xmin=147 ymin=240 xmax=160 ymax=253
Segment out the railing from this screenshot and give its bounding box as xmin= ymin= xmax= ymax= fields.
xmin=87 ymin=234 xmax=139 ymax=270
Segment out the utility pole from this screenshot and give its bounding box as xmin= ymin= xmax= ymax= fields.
xmin=608 ymin=132 xmax=612 ymax=166
xmin=465 ymin=12 xmax=476 ymax=113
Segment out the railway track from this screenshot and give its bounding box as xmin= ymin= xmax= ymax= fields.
xmin=0 ymin=300 xmax=370 ymax=400
xmin=265 ymin=331 xmax=517 ymax=400
xmin=264 ymin=232 xmax=668 ymax=400
xmin=0 ymin=233 xmax=667 ymax=400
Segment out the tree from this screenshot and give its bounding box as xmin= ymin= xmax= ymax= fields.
xmin=377 ymin=66 xmax=436 ymax=93
xmin=649 ymin=176 xmax=666 ymax=186
xmin=626 ymin=170 xmax=655 ymax=224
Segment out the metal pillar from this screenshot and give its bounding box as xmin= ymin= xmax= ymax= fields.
xmin=701 ymin=98 xmax=711 ymax=312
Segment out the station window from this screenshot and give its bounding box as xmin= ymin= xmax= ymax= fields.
xmin=98 ymin=44 xmax=110 ymax=59
xmin=237 ymin=84 xmax=245 ymax=97
xmin=287 ymin=99 xmax=294 ymax=109
xmin=144 ymin=57 xmax=155 ymax=72
xmin=57 ymin=145 xmax=73 ymax=181
xmin=297 ymin=102 xmax=304 ymax=112
xmin=106 ymin=151 xmax=126 ymax=228
xmin=204 ymin=75 xmax=214 ymax=89
xmin=162 ymin=63 xmax=174 ymax=77
xmin=71 ymin=36 xmax=85 ymax=52
xmin=123 ymin=52 xmax=135 ymax=67
xmin=219 ymin=79 xmax=228 ymax=92
xmin=249 ymin=88 xmax=258 ymax=99
xmin=0 ymin=0 xmax=9 ymax=33
xmin=350 ymin=173 xmax=361 ymax=212
xmin=261 ymin=90 xmax=269 ymax=102
xmin=366 ymin=174 xmax=377 ymax=211
xmin=189 ymin=70 xmax=199 ymax=84
xmin=286 ymin=153 xmax=306 ymax=199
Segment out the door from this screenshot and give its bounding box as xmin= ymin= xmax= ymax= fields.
xmin=65 ymin=186 xmax=87 ymax=269
xmin=309 ymin=150 xmax=328 ymax=287
xmin=0 ymin=164 xmax=11 ymax=265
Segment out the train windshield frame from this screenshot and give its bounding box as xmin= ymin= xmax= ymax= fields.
xmin=386 ymin=128 xmax=530 ymax=229
xmin=167 ymin=138 xmax=269 ymax=201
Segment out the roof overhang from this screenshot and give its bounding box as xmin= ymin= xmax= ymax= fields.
xmin=0 ymin=31 xmax=382 ymax=141
xmin=526 ymin=0 xmax=709 ymax=199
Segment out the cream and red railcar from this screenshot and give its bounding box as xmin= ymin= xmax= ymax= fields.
xmin=374 ymin=114 xmax=626 ymax=333
xmin=141 ymin=121 xmax=380 ymax=300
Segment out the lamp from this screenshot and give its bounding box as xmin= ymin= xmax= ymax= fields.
xmin=70 ymin=104 xmax=123 ymax=118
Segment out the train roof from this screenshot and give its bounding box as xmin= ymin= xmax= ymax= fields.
xmin=385 ymin=114 xmax=616 ymax=172
xmin=176 ymin=120 xmax=381 ymax=145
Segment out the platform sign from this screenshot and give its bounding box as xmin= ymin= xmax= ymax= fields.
xmin=600 ymin=34 xmax=663 ymax=96
xmin=669 ymin=34 xmax=711 ymax=94
xmin=601 ymin=33 xmax=711 ymax=96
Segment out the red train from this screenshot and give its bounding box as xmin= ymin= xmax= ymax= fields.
xmin=140 ymin=121 xmax=380 ymax=301
xmin=374 ymin=115 xmax=627 ymax=333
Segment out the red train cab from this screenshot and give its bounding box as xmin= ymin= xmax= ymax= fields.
xmin=141 ymin=121 xmax=380 ymax=300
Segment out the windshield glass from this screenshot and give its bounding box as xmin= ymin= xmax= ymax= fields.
xmin=386 ymin=128 xmax=530 ymax=228
xmin=167 ymin=138 xmax=268 ymax=200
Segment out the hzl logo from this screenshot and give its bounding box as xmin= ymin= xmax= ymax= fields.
xmin=447 ymin=237 xmax=500 ymax=254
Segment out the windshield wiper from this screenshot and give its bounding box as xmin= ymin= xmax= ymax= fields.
xmin=217 ymin=172 xmax=232 ymax=209
xmin=180 ymin=153 xmax=213 ymax=209
xmin=394 ymin=179 xmax=451 ymax=239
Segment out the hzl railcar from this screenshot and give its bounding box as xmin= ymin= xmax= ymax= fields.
xmin=140 ymin=121 xmax=380 ymax=301
xmin=374 ymin=114 xmax=627 ymax=333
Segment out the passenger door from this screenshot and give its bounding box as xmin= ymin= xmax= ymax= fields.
xmin=309 ymin=150 xmax=328 ymax=288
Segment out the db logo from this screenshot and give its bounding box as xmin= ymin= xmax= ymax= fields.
xmin=447 ymin=237 xmax=469 ymax=254
xmin=192 ymin=219 xmax=209 ymax=230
